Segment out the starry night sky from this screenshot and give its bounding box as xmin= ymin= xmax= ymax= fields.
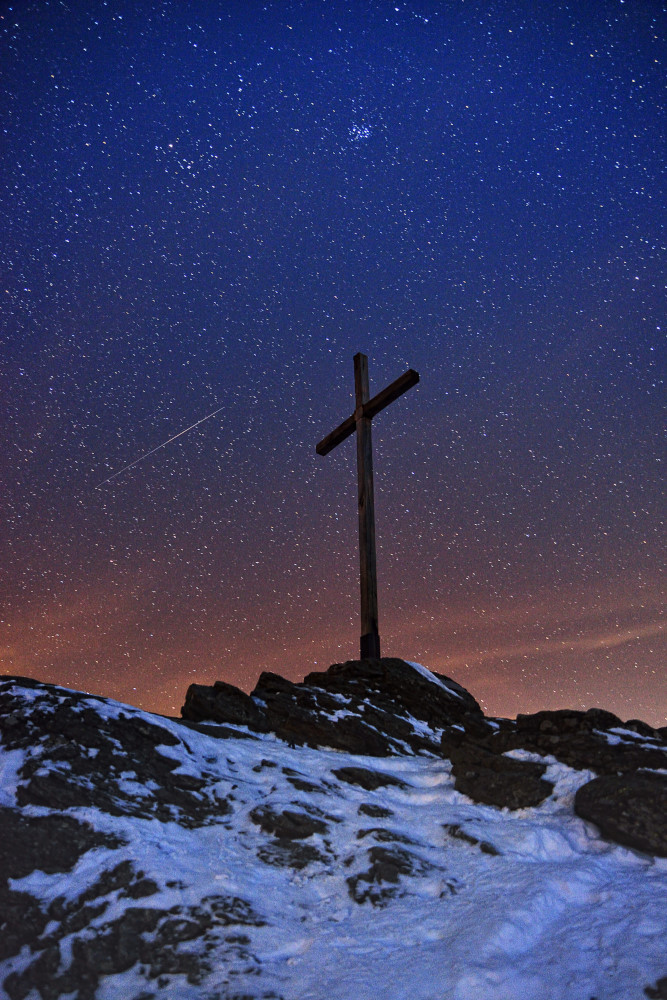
xmin=2 ymin=1 xmax=664 ymax=725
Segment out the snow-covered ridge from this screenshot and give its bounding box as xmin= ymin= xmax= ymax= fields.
xmin=1 ymin=668 xmax=666 ymax=1000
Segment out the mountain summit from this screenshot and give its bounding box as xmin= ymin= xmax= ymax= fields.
xmin=1 ymin=660 xmax=666 ymax=999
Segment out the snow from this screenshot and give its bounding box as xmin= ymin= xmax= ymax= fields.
xmin=406 ymin=659 xmax=467 ymax=699
xmin=2 ymin=687 xmax=666 ymax=1000
xmin=0 ymin=748 xmax=25 ymax=807
xmin=600 ymin=726 xmax=662 ymax=747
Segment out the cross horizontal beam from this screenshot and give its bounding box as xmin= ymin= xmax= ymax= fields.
xmin=316 ymin=368 xmax=419 ymax=457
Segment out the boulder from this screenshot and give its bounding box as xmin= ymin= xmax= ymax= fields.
xmin=574 ymin=772 xmax=667 ymax=857
xmin=440 ymin=732 xmax=554 ymax=810
xmin=450 ymin=751 xmax=554 ymax=810
xmin=181 ymin=680 xmax=268 ymax=731
xmin=304 ymin=658 xmax=484 ymax=727
xmin=249 ymin=805 xmax=329 ymax=840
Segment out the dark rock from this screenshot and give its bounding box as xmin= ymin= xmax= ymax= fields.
xmin=176 ymin=719 xmax=258 ymax=740
xmin=284 ymin=775 xmax=325 ymax=793
xmin=274 ymin=711 xmax=395 ymax=756
xmin=0 ymin=678 xmax=232 ymax=827
xmin=515 ymin=707 xmax=608 ymax=735
xmin=0 ymin=807 xmax=124 ymax=884
xmin=66 ymin=861 xmax=149 ymax=910
xmin=644 ymin=975 xmax=667 ymax=998
xmin=358 ymin=803 xmax=394 ymax=818
xmin=248 ymin=805 xmax=328 ymax=840
xmin=443 ymin=823 xmax=500 ymax=855
xmin=254 ymin=670 xmax=302 ymax=701
xmin=3 ymin=894 xmax=268 ymax=1000
xmin=0 ymin=887 xmax=50 ymax=962
xmin=453 ymin=763 xmax=554 ymax=810
xmin=123 ymin=875 xmax=160 ymax=900
xmin=332 ymin=766 xmax=408 ymax=792
xmin=347 ymin=845 xmax=430 ymax=906
xmin=3 ymin=906 xmax=163 ymax=1000
xmin=305 ymin=658 xmax=483 ymax=727
xmin=4 ymin=943 xmax=63 ymax=1000
xmin=356 ymin=827 xmax=417 ymax=845
xmin=203 ymin=895 xmax=267 ymax=927
xmin=353 ymin=703 xmax=420 ymax=749
xmin=242 ymin=669 xmax=400 ymax=754
xmin=254 ymin=759 xmax=278 ymax=770
xmin=180 ymin=658 xmax=484 ymax=755
xmin=584 ymin=706 xmax=626 ymax=729
xmin=257 ymin=841 xmax=328 ymax=869
xmin=440 ymin=737 xmax=554 ymax=810
xmin=514 ymin=705 xmax=638 ymax=741
xmin=181 ymin=680 xmax=268 ymax=731
xmin=248 ymin=802 xmax=333 ymax=869
xmin=624 ymin=719 xmax=659 ymax=738
xmin=2 ymin=860 xmax=162 ymax=970
xmin=359 ymin=845 xmax=415 ymax=882
xmin=493 ymin=707 xmax=667 ymax=777
xmin=574 ymin=772 xmax=667 ymax=857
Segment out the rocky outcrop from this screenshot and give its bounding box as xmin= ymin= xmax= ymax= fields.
xmin=301 ymin=657 xmax=483 ymax=726
xmin=182 ymin=658 xmax=667 ymax=825
xmin=574 ymin=773 xmax=667 ymax=857
xmin=0 ymin=675 xmax=232 ymax=828
xmin=499 ymin=707 xmax=667 ymax=775
xmin=183 ymin=658 xmax=488 ymax=757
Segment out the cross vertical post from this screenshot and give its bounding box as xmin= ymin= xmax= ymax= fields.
xmin=316 ymin=352 xmax=419 ymax=661
xmin=354 ymin=353 xmax=380 ymax=658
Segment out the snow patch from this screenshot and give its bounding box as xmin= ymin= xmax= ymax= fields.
xmin=406 ymin=660 xmax=466 ymax=699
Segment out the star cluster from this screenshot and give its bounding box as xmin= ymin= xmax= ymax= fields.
xmin=1 ymin=1 xmax=664 ymax=724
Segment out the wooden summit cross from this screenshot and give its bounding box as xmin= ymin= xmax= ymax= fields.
xmin=316 ymin=353 xmax=419 ymax=660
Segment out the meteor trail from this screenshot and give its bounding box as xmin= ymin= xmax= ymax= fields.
xmin=96 ymin=403 xmax=226 ymax=488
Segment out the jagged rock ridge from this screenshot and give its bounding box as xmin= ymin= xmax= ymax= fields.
xmin=182 ymin=657 xmax=486 ymax=756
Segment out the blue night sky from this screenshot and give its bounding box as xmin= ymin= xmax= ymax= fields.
xmin=1 ymin=1 xmax=664 ymax=724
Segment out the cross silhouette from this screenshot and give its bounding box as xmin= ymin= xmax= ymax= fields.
xmin=316 ymin=353 xmax=419 ymax=659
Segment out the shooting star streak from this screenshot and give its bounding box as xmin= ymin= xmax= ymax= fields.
xmin=96 ymin=404 xmax=226 ymax=488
